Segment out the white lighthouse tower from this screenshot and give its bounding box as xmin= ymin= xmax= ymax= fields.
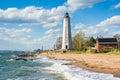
xmin=62 ymin=12 xmax=72 ymax=50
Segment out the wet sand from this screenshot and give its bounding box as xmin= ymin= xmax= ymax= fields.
xmin=36 ymin=51 xmax=120 ymax=77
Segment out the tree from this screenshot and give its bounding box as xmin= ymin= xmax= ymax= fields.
xmin=72 ymin=31 xmax=85 ymax=50
xmin=55 ymin=37 xmax=62 ymax=50
xmin=114 ymin=34 xmax=120 ymax=48
xmin=85 ymin=37 xmax=96 ymax=47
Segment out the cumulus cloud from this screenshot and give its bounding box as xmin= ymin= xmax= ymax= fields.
xmin=45 ymin=28 xmax=61 ymax=34
xmin=113 ymin=2 xmax=120 ymax=9
xmin=0 ymin=6 xmax=66 ymax=28
xmin=74 ymin=15 xmax=120 ymax=37
xmin=0 ymin=0 xmax=105 ymax=28
xmin=66 ymin=0 xmax=105 ymax=11
xmin=82 ymin=26 xmax=109 ymax=36
xmin=74 ymin=23 xmax=86 ymax=29
xmin=97 ymin=15 xmax=120 ymax=27
xmin=0 ymin=28 xmax=31 ymax=39
xmin=44 ymin=28 xmax=62 ymax=40
xmin=0 ymin=27 xmax=42 ymax=45
xmin=0 ymin=0 xmax=107 ymax=50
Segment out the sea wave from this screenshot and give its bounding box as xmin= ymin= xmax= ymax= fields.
xmin=3 ymin=55 xmax=120 ymax=80
xmin=7 ymin=58 xmax=15 ymax=61
xmin=11 ymin=54 xmax=17 ymax=58
xmin=42 ymin=56 xmax=120 ymax=80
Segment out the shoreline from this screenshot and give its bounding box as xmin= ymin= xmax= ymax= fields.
xmin=36 ymin=51 xmax=120 ymax=78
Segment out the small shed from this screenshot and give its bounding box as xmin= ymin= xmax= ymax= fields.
xmin=95 ymin=37 xmax=118 ymax=52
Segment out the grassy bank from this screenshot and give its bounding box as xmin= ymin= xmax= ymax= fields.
xmin=107 ymin=49 xmax=120 ymax=55
xmin=53 ymin=49 xmax=120 ymax=55
xmin=42 ymin=48 xmax=120 ymax=55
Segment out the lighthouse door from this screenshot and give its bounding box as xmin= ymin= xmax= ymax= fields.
xmin=66 ymin=45 xmax=68 ymax=49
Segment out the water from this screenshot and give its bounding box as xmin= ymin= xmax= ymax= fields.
xmin=0 ymin=53 xmax=120 ymax=80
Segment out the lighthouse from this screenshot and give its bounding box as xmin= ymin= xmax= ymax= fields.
xmin=62 ymin=12 xmax=72 ymax=50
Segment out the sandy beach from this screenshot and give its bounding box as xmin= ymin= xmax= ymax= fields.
xmin=36 ymin=51 xmax=120 ymax=78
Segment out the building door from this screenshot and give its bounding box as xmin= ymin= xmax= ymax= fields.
xmin=66 ymin=45 xmax=68 ymax=49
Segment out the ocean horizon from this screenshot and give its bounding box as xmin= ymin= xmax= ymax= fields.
xmin=0 ymin=52 xmax=120 ymax=80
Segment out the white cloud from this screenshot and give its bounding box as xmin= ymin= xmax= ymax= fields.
xmin=0 ymin=0 xmax=107 ymax=50
xmin=45 ymin=28 xmax=61 ymax=34
xmin=0 ymin=27 xmax=42 ymax=45
xmin=66 ymin=0 xmax=105 ymax=11
xmin=113 ymin=2 xmax=120 ymax=9
xmin=74 ymin=15 xmax=120 ymax=37
xmin=97 ymin=15 xmax=120 ymax=27
xmin=74 ymin=23 xmax=86 ymax=29
xmin=39 ymin=28 xmax=62 ymax=50
xmin=0 ymin=0 xmax=105 ymax=28
xmin=82 ymin=26 xmax=109 ymax=36
xmin=0 ymin=28 xmax=31 ymax=38
xmin=0 ymin=6 xmax=66 ymax=28
xmin=44 ymin=28 xmax=62 ymax=41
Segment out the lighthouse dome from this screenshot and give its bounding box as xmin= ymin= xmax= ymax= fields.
xmin=64 ymin=12 xmax=69 ymax=18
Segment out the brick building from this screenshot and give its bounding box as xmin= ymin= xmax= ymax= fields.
xmin=95 ymin=38 xmax=118 ymax=52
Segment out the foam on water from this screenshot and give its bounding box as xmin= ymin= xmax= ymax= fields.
xmin=42 ymin=56 xmax=120 ymax=80
xmin=7 ymin=58 xmax=15 ymax=61
xmin=11 ymin=54 xmax=17 ymax=58
xmin=6 ymin=56 xmax=65 ymax=80
xmin=2 ymin=55 xmax=120 ymax=80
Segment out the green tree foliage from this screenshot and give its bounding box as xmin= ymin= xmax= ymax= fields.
xmin=72 ymin=31 xmax=85 ymax=50
xmin=55 ymin=37 xmax=62 ymax=50
xmin=85 ymin=37 xmax=96 ymax=47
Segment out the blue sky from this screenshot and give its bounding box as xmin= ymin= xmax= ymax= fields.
xmin=0 ymin=0 xmax=120 ymax=51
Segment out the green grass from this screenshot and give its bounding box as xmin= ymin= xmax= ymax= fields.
xmin=63 ymin=50 xmax=86 ymax=54
xmin=107 ymin=49 xmax=120 ymax=55
xmin=53 ymin=49 xmax=120 ymax=55
xmin=85 ymin=48 xmax=97 ymax=54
